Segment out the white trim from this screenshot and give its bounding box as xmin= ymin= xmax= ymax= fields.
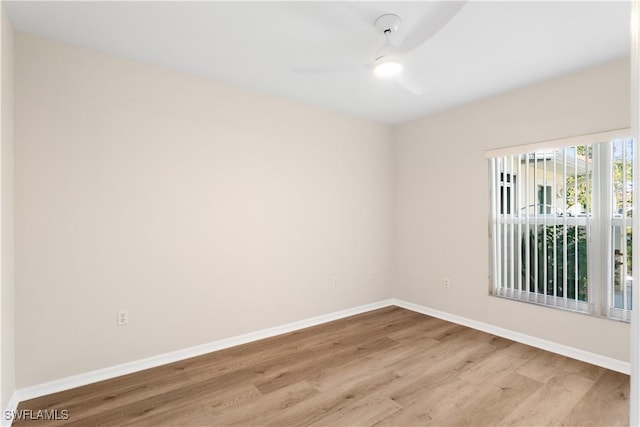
xmin=630 ymin=1 xmax=640 ymax=425
xmin=484 ymin=128 xmax=631 ymax=159
xmin=392 ymin=298 xmax=630 ymax=375
xmin=2 ymin=392 xmax=19 ymax=427
xmin=12 ymin=299 xmax=394 ymax=404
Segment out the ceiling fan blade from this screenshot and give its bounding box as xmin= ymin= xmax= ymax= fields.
xmin=396 ymin=72 xmax=430 ymax=95
xmin=397 ymin=1 xmax=467 ymax=55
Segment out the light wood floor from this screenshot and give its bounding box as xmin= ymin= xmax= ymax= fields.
xmin=15 ymin=307 xmax=629 ymax=426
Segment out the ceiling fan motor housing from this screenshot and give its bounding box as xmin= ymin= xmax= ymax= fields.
xmin=375 ymin=14 xmax=401 ymax=35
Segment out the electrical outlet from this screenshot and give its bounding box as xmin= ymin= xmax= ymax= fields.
xmin=332 ymin=276 xmax=338 ymax=287
xmin=444 ymin=278 xmax=451 ymax=288
xmin=117 ymin=310 xmax=129 ymax=326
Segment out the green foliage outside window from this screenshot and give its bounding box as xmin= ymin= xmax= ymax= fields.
xmin=523 ymin=225 xmax=588 ymax=302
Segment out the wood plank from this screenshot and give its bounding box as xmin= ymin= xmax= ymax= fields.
xmin=375 ymin=376 xmax=483 ymax=426
xmin=561 ymin=370 xmax=629 ymax=427
xmin=497 ymin=372 xmax=596 ymax=426
xmin=311 ymin=395 xmax=402 ymax=426
xmin=459 ymin=342 xmax=539 ymax=387
xmin=439 ymin=374 xmax=543 ymax=426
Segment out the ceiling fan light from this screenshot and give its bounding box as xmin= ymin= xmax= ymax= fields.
xmin=373 ymin=58 xmax=403 ymax=78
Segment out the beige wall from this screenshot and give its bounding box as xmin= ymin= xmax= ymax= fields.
xmin=14 ymin=34 xmax=393 ymax=387
xmin=12 ymin=30 xmax=632 ymax=390
xmin=393 ymin=59 xmax=631 ymax=362
xmin=1 ymin=5 xmax=15 ymax=410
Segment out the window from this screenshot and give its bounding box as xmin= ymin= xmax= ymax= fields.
xmin=487 ymin=130 xmax=634 ymax=321
xmin=500 ymin=173 xmax=515 ymax=214
xmin=537 ymin=185 xmax=552 ymax=214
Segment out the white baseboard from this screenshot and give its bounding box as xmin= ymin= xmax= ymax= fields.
xmin=6 ymin=297 xmax=629 ymax=426
xmin=12 ymin=299 xmax=395 ymax=407
xmin=392 ymin=298 xmax=630 ymax=375
xmin=1 ymin=392 xmax=20 ymax=427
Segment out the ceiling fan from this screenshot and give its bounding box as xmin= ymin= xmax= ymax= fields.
xmin=297 ymin=2 xmax=467 ymax=95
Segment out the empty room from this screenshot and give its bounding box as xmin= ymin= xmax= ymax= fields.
xmin=0 ymin=1 xmax=639 ymax=426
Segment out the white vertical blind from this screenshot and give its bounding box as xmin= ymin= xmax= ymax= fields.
xmin=609 ymin=138 xmax=633 ymax=320
xmin=488 ymin=133 xmax=633 ymax=320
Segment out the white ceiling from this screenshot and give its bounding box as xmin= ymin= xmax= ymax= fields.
xmin=4 ymin=1 xmax=631 ymax=124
